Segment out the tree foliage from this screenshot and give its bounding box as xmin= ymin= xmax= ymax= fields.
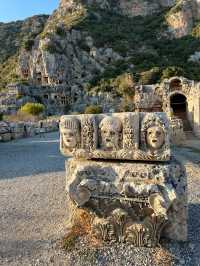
xmin=20 ymin=103 xmax=45 ymax=116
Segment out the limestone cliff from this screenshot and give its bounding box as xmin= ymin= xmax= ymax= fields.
xmin=0 ymin=15 xmax=48 ymax=88
xmin=17 ymin=0 xmax=177 ymax=91
xmin=1 ymin=0 xmax=200 ymax=114
xmin=166 ymin=0 xmax=200 ymax=38
xmin=60 ymin=0 xmax=176 ymax=16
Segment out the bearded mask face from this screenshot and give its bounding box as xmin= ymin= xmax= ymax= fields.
xmin=100 ymin=117 xmax=122 ymax=151
xmin=101 ymin=126 xmax=120 ymax=150
xmin=146 ymin=126 xmax=165 ymax=150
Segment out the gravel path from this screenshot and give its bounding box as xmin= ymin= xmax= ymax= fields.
xmin=0 ymin=133 xmax=200 ymax=265
xmin=0 ymin=133 xmax=68 ymax=265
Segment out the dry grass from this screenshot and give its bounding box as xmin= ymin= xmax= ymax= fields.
xmin=61 ymin=209 xmax=97 ymax=251
xmin=4 ymin=111 xmax=40 ymax=122
xmin=152 ymin=247 xmax=174 ymax=266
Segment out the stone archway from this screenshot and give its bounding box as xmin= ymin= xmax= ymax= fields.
xmin=170 ymin=93 xmax=187 ymax=119
xmin=170 ymin=93 xmax=191 ymax=131
xmin=170 ymin=92 xmax=187 ymax=119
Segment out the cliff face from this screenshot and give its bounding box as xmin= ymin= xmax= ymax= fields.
xmin=0 ymin=15 xmax=48 ymax=89
xmin=166 ymin=0 xmax=200 ymax=38
xmin=0 ymin=15 xmax=48 ymax=64
xmin=2 ymin=0 xmax=200 ymax=105
xmin=18 ymin=0 xmax=176 ymax=87
xmin=59 ymin=0 xmax=176 ymax=16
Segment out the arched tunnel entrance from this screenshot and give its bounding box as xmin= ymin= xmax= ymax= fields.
xmin=170 ymin=93 xmax=191 ymax=131
xmin=170 ymin=93 xmax=187 ymax=119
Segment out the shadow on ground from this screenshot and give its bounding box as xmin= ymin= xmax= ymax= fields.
xmin=0 ymin=132 xmax=66 ymax=179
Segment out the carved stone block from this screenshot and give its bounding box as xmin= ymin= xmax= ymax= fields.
xmin=65 ymin=158 xmax=187 ymax=246
xmin=60 ymin=112 xmax=170 ymax=161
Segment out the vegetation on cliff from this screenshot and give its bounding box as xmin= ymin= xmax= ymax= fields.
xmin=0 ymin=15 xmax=48 ymax=90
xmin=41 ymin=3 xmax=200 ymax=93
xmin=1 ymin=1 xmax=200 ymax=95
xmin=58 ymin=6 xmax=197 ymax=94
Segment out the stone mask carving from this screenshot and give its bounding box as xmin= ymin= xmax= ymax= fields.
xmin=60 ymin=112 xmax=170 ymax=161
xmin=141 ymin=113 xmax=168 ymax=154
xmin=146 ymin=126 xmax=165 ymax=150
xmin=60 ymin=118 xmax=80 ymax=150
xmin=99 ymin=117 xmax=122 ymax=151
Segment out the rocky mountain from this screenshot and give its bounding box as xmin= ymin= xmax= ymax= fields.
xmin=1 ymin=0 xmax=200 ymax=110
xmin=0 ymin=15 xmax=48 ymax=89
xmin=166 ymin=0 xmax=200 ymax=38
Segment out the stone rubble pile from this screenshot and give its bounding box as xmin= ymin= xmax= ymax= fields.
xmin=60 ymin=112 xmax=187 ymax=247
xmin=0 ymin=119 xmax=59 ymax=142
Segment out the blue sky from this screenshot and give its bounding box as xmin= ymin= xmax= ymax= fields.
xmin=0 ymin=0 xmax=59 ymax=22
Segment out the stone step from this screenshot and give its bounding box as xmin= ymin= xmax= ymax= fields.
xmin=184 ymin=130 xmax=198 ymax=140
xmin=182 ymin=119 xmax=192 ymax=131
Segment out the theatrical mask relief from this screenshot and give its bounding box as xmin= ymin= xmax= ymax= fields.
xmin=60 ymin=112 xmax=170 ymax=161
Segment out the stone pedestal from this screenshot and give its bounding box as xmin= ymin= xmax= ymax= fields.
xmin=65 ymin=158 xmax=187 ymax=246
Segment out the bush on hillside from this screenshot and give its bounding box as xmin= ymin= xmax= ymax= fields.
xmin=84 ymin=105 xmax=102 ymax=114
xmin=55 ymin=26 xmax=66 ymax=37
xmin=20 ymin=102 xmax=45 ymax=116
xmin=161 ymin=66 xmax=185 ymax=80
xmin=139 ymin=67 xmax=162 ymax=85
xmin=22 ymin=39 xmax=35 ymax=51
xmin=115 ymin=73 xmax=135 ymax=97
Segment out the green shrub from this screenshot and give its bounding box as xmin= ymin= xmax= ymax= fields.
xmin=161 ymin=66 xmax=185 ymax=80
xmin=22 ymin=39 xmax=35 ymax=51
xmin=84 ymin=105 xmax=102 ymax=114
xmin=16 ymin=93 xmax=24 ymax=100
xmin=55 ymin=26 xmax=66 ymax=37
xmin=118 ymin=98 xmax=134 ymax=112
xmin=42 ymin=43 xmax=58 ymax=54
xmin=0 ymin=113 xmax=3 ymax=121
xmin=192 ymin=22 xmax=200 ymax=37
xmin=0 ymin=55 xmax=20 ymax=89
xmin=115 ymin=73 xmax=135 ymax=97
xmin=139 ymin=67 xmax=162 ymax=85
xmin=78 ymin=40 xmax=91 ymax=52
xmin=20 ymin=103 xmax=45 ymax=116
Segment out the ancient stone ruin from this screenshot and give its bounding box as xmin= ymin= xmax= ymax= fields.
xmin=0 ymin=119 xmax=59 ymax=142
xmin=1 ymin=77 xmax=200 ymax=142
xmin=61 ymin=111 xmax=187 ymax=247
xmin=60 ymin=112 xmax=171 ymax=161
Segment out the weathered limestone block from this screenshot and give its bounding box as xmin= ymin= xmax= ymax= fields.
xmin=0 ymin=132 xmax=12 ymax=142
xmin=0 ymin=121 xmax=11 ymax=142
xmin=61 ymin=112 xmax=187 ymax=247
xmin=10 ymin=123 xmax=25 ymax=139
xmin=170 ymin=117 xmax=186 ymax=145
xmin=60 ymin=112 xmax=170 ymax=162
xmin=65 ymin=158 xmax=187 ymax=246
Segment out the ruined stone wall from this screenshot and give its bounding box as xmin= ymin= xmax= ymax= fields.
xmin=0 ymin=119 xmax=59 ymax=142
